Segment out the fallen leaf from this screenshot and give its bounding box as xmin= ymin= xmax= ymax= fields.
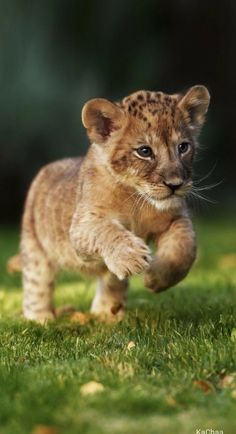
xmin=219 ymin=373 xmax=236 ymax=389
xmin=218 ymin=253 xmax=236 ymax=269
xmin=80 ymin=381 xmax=104 ymax=395
xmin=70 ymin=311 xmax=91 ymax=325
xmin=193 ymin=379 xmax=215 ymax=394
xmin=127 ymin=341 xmax=136 ymax=350
xmin=31 ymin=426 xmax=58 ymax=434
xmin=6 ymin=254 xmax=21 ymax=274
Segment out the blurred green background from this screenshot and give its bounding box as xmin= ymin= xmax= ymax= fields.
xmin=0 ymin=0 xmax=235 ymax=222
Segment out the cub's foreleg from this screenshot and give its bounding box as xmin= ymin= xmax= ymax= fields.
xmin=70 ymin=208 xmax=152 ymax=280
xmin=91 ymin=272 xmax=128 ymax=321
xmin=144 ymin=216 xmax=196 ymax=292
xmin=21 ymin=236 xmax=56 ymax=322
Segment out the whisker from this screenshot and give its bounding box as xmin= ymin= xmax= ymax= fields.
xmin=138 ymin=196 xmax=146 ymax=214
xmin=141 ymin=192 xmax=151 ymax=213
xmin=192 ymin=179 xmax=223 ymax=192
xmin=131 ymin=192 xmax=143 ymax=215
xmin=193 ymin=163 xmax=217 ymax=185
xmin=123 ymin=190 xmax=139 ymax=205
xmin=189 ymin=190 xmax=217 ymax=204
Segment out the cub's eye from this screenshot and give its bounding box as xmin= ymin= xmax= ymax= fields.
xmin=136 ymin=146 xmax=153 ymax=159
xmin=178 ymin=142 xmax=190 ymax=154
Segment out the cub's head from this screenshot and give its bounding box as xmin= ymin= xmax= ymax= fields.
xmin=82 ymin=85 xmax=210 ymax=210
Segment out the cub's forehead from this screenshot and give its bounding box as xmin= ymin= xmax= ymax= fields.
xmin=117 ymin=90 xmax=179 ymax=126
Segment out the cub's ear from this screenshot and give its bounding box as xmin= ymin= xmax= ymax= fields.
xmin=178 ymin=85 xmax=210 ymax=131
xmin=82 ymin=98 xmax=125 ymax=144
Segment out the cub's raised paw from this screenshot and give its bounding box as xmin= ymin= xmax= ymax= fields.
xmin=144 ymin=271 xmax=169 ymax=293
xmin=104 ymin=237 xmax=152 ymax=280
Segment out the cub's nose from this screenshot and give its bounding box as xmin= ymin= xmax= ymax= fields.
xmin=163 ymin=180 xmax=183 ymax=192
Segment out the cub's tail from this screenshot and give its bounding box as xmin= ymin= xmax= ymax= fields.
xmin=7 ymin=254 xmax=22 ymax=274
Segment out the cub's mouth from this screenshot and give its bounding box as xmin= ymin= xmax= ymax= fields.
xmin=154 ymin=180 xmax=193 ymax=201
xmin=135 ymin=180 xmax=193 ymax=210
xmin=149 ymin=195 xmax=184 ymax=211
xmin=144 ymin=184 xmax=193 ymax=210
xmin=149 ymin=187 xmax=189 ymax=201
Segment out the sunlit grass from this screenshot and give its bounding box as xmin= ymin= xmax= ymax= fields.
xmin=0 ymin=217 xmax=236 ymax=434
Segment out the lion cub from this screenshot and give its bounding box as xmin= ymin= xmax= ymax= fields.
xmin=20 ymin=85 xmax=210 ymax=322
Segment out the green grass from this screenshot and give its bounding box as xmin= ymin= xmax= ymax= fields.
xmin=0 ymin=217 xmax=236 ymax=434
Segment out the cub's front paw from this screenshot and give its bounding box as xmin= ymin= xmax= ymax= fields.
xmin=23 ymin=310 xmax=55 ymax=324
xmin=144 ymin=270 xmax=169 ymax=293
xmin=91 ymin=301 xmax=125 ymax=323
xmin=144 ymin=258 xmax=189 ymax=293
xmin=104 ymin=237 xmax=152 ymax=280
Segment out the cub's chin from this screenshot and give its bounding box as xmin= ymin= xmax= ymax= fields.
xmin=149 ymin=196 xmax=184 ymax=211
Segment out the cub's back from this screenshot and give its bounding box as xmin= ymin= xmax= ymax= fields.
xmin=22 ymin=157 xmax=84 ymax=265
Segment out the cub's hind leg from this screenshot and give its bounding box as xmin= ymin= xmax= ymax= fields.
xmin=21 ymin=237 xmax=56 ymax=323
xmin=91 ymin=271 xmax=128 ymax=321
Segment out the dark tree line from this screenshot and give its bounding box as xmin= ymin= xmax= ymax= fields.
xmin=0 ymin=0 xmax=235 ymax=222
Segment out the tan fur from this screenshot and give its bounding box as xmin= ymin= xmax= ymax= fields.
xmin=7 ymin=254 xmax=21 ymax=274
xmin=19 ymin=85 xmax=210 ymax=322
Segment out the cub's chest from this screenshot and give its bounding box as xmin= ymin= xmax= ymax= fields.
xmin=119 ymin=208 xmax=172 ymax=241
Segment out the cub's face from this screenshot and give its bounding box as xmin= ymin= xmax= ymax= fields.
xmin=82 ymin=86 xmax=210 ymax=210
